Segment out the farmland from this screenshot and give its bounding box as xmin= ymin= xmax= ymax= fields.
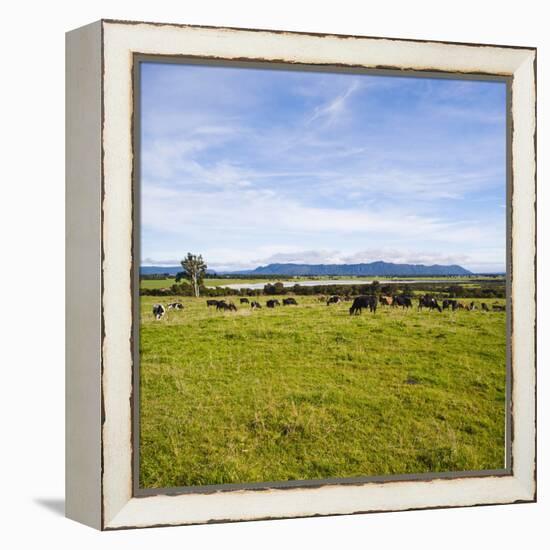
xmin=140 ymin=277 xmax=282 ymax=289
xmin=139 ymin=293 xmax=507 ymax=489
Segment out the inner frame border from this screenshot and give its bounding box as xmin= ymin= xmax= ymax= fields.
xmin=130 ymin=53 xmax=514 ymax=499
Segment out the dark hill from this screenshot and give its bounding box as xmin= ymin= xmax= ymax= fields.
xmin=233 ymin=261 xmax=472 ymax=276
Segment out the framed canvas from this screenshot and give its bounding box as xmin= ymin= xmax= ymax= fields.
xmin=66 ymin=19 xmax=536 ymax=530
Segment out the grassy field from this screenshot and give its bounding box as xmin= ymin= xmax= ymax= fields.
xmin=139 ymin=294 xmax=507 ymax=489
xmin=140 ymin=277 xmax=279 ymax=289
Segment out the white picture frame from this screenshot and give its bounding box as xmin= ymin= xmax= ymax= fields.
xmin=66 ymin=19 xmax=536 ymax=530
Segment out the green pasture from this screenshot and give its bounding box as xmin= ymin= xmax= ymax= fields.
xmin=139 ymin=294 xmax=507 ymax=489
xmin=140 ymin=277 xmax=277 ymax=289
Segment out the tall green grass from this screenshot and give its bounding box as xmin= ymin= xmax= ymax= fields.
xmin=139 ymin=295 xmax=506 ymax=488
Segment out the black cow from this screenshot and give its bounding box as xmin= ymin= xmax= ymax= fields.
xmin=326 ymin=295 xmax=341 ymax=306
xmin=152 ymin=304 xmax=165 ymax=320
xmin=283 ymin=298 xmax=298 ymax=306
xmin=492 ymin=304 xmax=506 ymax=312
xmin=442 ymin=299 xmax=458 ymax=311
xmin=266 ymin=299 xmax=280 ymax=308
xmin=418 ymin=295 xmax=442 ymax=312
xmin=250 ymin=301 xmax=262 ymax=309
xmin=206 ymin=299 xmax=220 ymax=307
xmin=240 ymin=298 xmax=250 ymax=304
xmin=217 ymin=301 xmax=237 ymax=312
xmin=167 ymin=302 xmax=184 ymax=310
xmin=393 ymin=295 xmax=412 ymax=309
xmin=481 ymin=303 xmax=490 ymax=312
xmin=349 ymin=295 xmax=377 ymax=315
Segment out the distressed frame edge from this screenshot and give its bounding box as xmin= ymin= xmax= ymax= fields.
xmin=131 ymin=54 xmax=514 ymax=499
xmin=102 ymin=16 xmax=537 ymax=52
xmin=65 ymin=19 xmax=104 ymax=530
xmin=105 ymin=476 xmax=535 ymax=530
xmin=98 ymin=20 xmax=536 ymax=530
xmin=509 ymin=49 xmax=537 ymax=501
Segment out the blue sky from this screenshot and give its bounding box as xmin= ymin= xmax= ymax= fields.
xmin=140 ymin=62 xmax=507 ymax=273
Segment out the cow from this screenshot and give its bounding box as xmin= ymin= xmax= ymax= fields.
xmin=167 ymin=302 xmax=184 ymax=310
xmin=379 ymin=295 xmax=393 ymax=306
xmin=250 ymin=301 xmax=262 ymax=309
xmin=481 ymin=303 xmax=490 ymax=312
xmin=492 ymin=304 xmax=506 ymax=312
xmin=266 ymin=299 xmax=280 ymax=308
xmin=283 ymin=297 xmax=298 ymax=306
xmin=349 ymin=295 xmax=377 ymax=315
xmin=393 ymin=295 xmax=412 ymax=309
xmin=326 ymin=295 xmax=341 ymax=306
xmin=240 ymin=298 xmax=250 ymax=304
xmin=418 ymin=295 xmax=442 ymax=312
xmin=217 ymin=301 xmax=237 ymax=312
xmin=444 ymin=299 xmax=461 ymax=311
xmin=468 ymin=302 xmax=476 ymax=311
xmin=152 ymin=304 xmax=165 ymax=320
xmin=206 ymin=299 xmax=220 ymax=307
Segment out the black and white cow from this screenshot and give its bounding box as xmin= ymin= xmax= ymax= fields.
xmin=418 ymin=295 xmax=442 ymax=312
xmin=167 ymin=302 xmax=184 ymax=310
xmin=152 ymin=304 xmax=165 ymax=320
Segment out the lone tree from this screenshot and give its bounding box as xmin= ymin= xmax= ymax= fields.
xmin=176 ymin=253 xmax=207 ymax=297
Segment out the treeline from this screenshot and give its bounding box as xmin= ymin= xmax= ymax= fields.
xmin=141 ymin=282 xmax=254 ymax=297
xmin=141 ymin=273 xmax=174 ymax=280
xmin=441 ymin=284 xmax=505 ymax=298
xmin=140 ymin=280 xmax=505 ymax=299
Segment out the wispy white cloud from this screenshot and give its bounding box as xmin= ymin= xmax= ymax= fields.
xmin=139 ymin=64 xmax=507 ymax=274
xmin=141 ymin=179 xmax=503 ymax=258
xmin=306 ymin=79 xmax=362 ymax=126
xmin=145 ymin=246 xmax=504 ymax=274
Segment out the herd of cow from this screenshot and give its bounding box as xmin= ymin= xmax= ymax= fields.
xmin=206 ymin=297 xmax=299 ymax=310
xmin=151 ymin=294 xmax=505 ymax=320
xmin=330 ymin=294 xmax=505 ymax=314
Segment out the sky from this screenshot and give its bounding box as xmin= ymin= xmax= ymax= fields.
xmin=140 ymin=61 xmax=507 ymax=273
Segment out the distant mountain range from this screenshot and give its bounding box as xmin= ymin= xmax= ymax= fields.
xmin=140 ymin=266 xmax=182 ymax=276
xmin=231 ymin=261 xmax=473 ymax=276
xmin=140 ymin=261 xmax=473 ymax=277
